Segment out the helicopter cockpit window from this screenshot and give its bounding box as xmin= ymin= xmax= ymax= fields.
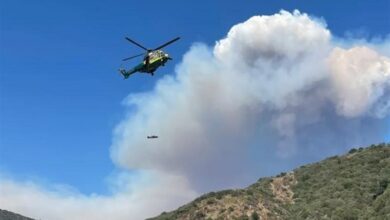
xmin=149 ymin=52 xmax=158 ymax=59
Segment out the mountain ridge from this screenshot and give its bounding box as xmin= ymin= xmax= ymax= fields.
xmin=0 ymin=209 xmax=35 ymax=220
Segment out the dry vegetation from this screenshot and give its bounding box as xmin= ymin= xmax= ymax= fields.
xmin=149 ymin=143 xmax=390 ymax=220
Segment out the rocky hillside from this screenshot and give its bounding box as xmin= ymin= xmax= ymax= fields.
xmin=148 ymin=143 xmax=390 ymax=220
xmin=0 ymin=209 xmax=35 ymax=220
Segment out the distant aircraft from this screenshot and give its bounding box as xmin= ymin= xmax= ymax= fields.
xmin=119 ymin=37 xmax=180 ymax=78
xmin=147 ymin=135 xmax=158 ymax=139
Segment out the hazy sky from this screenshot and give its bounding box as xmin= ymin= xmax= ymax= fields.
xmin=0 ymin=0 xmax=389 ymax=215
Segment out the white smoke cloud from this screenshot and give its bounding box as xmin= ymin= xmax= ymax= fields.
xmin=0 ymin=171 xmax=196 ymax=220
xmin=327 ymin=46 xmax=390 ymax=117
xmin=1 ymin=10 xmax=389 ymax=220
xmin=110 ymin=9 xmax=390 ymax=188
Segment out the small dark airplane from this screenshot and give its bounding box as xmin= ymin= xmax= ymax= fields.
xmin=119 ymin=37 xmax=180 ymax=79
xmin=147 ymin=135 xmax=158 ymax=139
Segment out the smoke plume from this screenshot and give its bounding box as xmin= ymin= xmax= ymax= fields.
xmin=1 ymin=10 xmax=389 ymax=220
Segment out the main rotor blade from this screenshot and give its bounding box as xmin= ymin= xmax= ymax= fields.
xmin=122 ymin=53 xmax=144 ymax=61
xmin=125 ymin=37 xmax=149 ymax=51
xmin=153 ymin=37 xmax=180 ymax=51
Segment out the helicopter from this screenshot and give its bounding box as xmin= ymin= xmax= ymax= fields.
xmin=119 ymin=37 xmax=180 ymax=79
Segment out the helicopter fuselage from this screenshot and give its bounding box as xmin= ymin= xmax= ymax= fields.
xmin=139 ymin=50 xmax=171 ymax=73
xmin=120 ymin=36 xmax=179 ymax=79
xmin=120 ymin=50 xmax=172 ymax=78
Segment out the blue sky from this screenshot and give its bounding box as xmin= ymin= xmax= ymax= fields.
xmin=1 ymin=0 xmax=389 ymax=195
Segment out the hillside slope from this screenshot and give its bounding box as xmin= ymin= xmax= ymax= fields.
xmin=0 ymin=209 xmax=35 ymax=220
xmin=148 ymin=143 xmax=390 ymax=220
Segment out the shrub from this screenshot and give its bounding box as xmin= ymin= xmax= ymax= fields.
xmin=349 ymin=148 xmax=358 ymax=154
xmin=251 ymin=211 xmax=260 ymax=220
xmin=194 ymin=211 xmax=205 ymax=218
xmin=206 ymin=198 xmax=216 ymax=205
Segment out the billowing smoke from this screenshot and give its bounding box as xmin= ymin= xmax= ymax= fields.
xmin=1 ymin=10 xmax=389 ymax=220
xmin=110 ymin=10 xmax=390 ymax=190
xmin=328 ymin=46 xmax=390 ymax=117
xmin=0 ymin=172 xmax=196 ymax=220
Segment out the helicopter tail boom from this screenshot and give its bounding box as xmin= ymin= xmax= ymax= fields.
xmin=119 ymin=68 xmax=136 ymax=79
